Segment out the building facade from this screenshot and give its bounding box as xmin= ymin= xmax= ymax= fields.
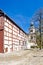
xmin=28 ymin=22 xmax=36 ymax=47
xmin=0 ymin=10 xmax=27 ymax=53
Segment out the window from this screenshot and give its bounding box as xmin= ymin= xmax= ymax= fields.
xmin=31 ymin=36 xmax=33 ymax=39
xmin=19 ymin=41 xmax=23 ymax=45
xmin=30 ymin=30 xmax=33 ymax=32
xmin=5 ymin=47 xmax=8 ymax=52
xmin=19 ymin=30 xmax=20 ymax=34
xmin=19 ymin=40 xmax=20 ymax=45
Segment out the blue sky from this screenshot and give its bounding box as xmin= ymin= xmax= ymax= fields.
xmin=0 ymin=0 xmax=43 ymax=33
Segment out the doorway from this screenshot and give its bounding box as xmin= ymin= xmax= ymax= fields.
xmin=0 ymin=30 xmax=4 ymax=53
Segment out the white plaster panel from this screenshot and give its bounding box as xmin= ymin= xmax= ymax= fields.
xmin=4 ymin=26 xmax=8 ymax=31
xmin=9 ymin=33 xmax=12 ymax=37
xmin=8 ymin=25 xmax=12 ymax=29
xmin=4 ymin=45 xmax=8 ymax=48
xmin=9 ymin=29 xmax=12 ymax=33
xmin=4 ymin=40 xmax=8 ymax=44
xmin=4 ymin=36 xmax=8 ymax=40
xmin=4 ymin=22 xmax=8 ymax=26
xmin=9 ymin=41 xmax=12 ymax=44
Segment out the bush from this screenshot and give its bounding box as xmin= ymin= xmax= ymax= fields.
xmin=31 ymin=46 xmax=38 ymax=48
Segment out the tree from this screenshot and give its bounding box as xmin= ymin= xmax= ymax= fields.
xmin=31 ymin=9 xmax=43 ymax=50
xmin=36 ymin=29 xmax=41 ymax=49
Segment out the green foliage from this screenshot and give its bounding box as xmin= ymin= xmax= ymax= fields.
xmin=36 ymin=34 xmax=43 ymax=49
xmin=31 ymin=46 xmax=38 ymax=48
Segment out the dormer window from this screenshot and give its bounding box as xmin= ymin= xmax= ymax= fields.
xmin=30 ymin=30 xmax=33 ymax=32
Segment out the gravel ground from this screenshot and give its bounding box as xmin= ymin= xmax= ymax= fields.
xmin=0 ymin=49 xmax=43 ymax=65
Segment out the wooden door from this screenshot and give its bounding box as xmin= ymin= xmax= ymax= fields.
xmin=5 ymin=48 xmax=8 ymax=52
xmin=0 ymin=30 xmax=4 ymax=53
